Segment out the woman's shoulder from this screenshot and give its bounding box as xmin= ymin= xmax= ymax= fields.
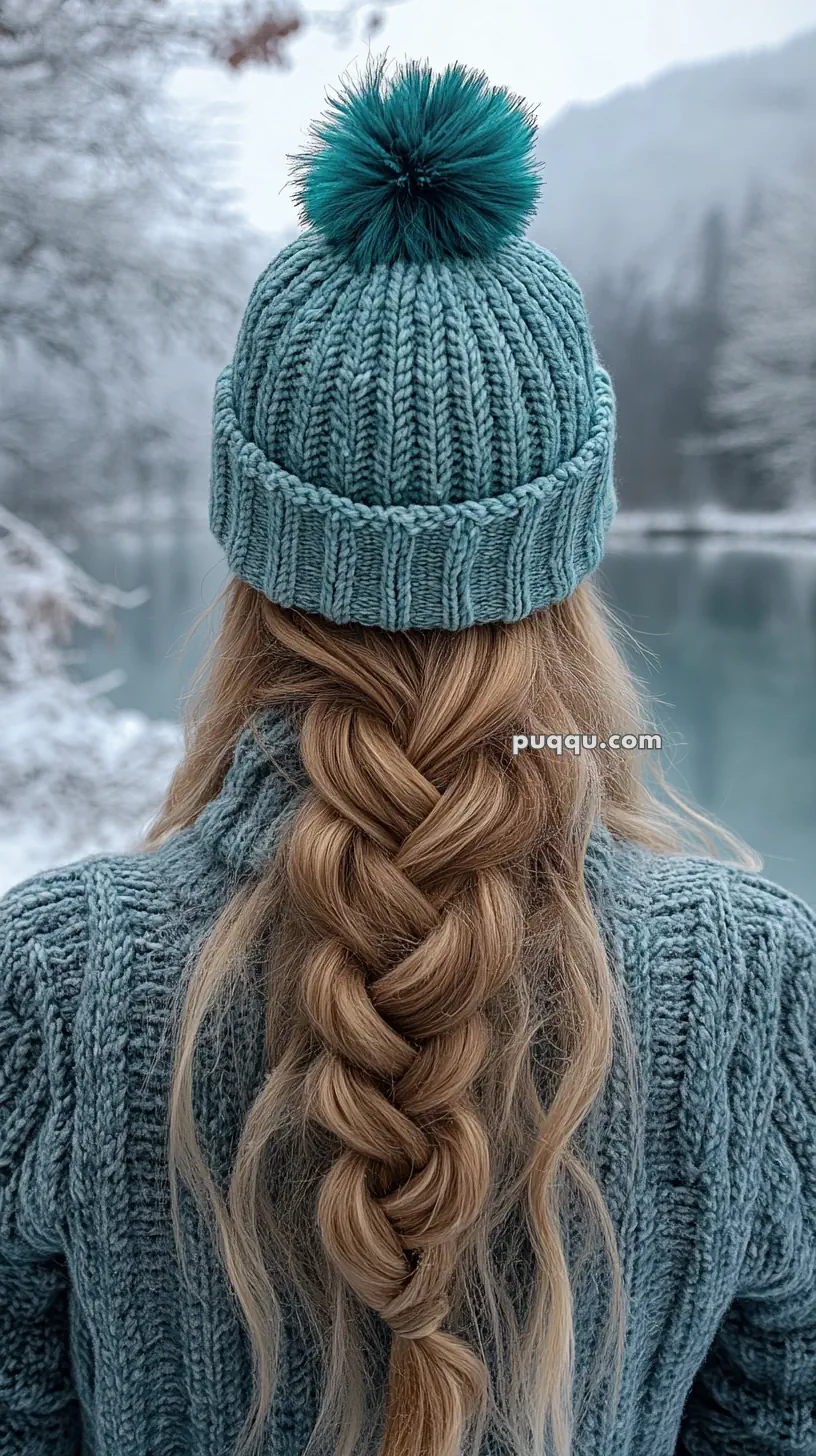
xmin=599 ymin=829 xmax=816 ymax=1090
xmin=0 ymin=855 xmax=100 ymax=1013
xmin=0 ymin=831 xmax=220 ymax=1029
xmin=595 ymin=834 xmax=816 ymax=1234
xmin=599 ymin=824 xmax=815 ymax=935
xmin=0 ymin=841 xmax=184 ymax=937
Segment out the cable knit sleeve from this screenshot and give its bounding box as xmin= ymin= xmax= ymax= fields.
xmin=677 ymin=875 xmax=816 ymax=1455
xmin=0 ymin=871 xmax=83 ymax=1455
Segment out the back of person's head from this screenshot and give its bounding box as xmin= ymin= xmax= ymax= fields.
xmin=150 ymin=59 xmax=737 ymax=1456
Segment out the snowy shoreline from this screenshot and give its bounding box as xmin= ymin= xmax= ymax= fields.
xmin=609 ymin=508 xmax=816 ymax=540
xmin=63 ymin=504 xmax=816 ymax=545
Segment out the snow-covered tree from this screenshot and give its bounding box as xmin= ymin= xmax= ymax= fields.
xmin=709 ymin=178 xmax=816 ymax=508
xmin=0 ymin=1 xmax=259 ymax=366
xmin=0 ymin=0 xmax=244 ymax=512
xmin=0 ymin=503 xmax=183 ymax=892
xmin=0 ymin=501 xmax=144 ymax=684
xmin=0 ymin=0 xmax=389 ymax=518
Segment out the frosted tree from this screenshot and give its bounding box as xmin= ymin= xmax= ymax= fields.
xmin=710 ymin=179 xmax=816 ymax=509
xmin=0 ymin=502 xmax=183 ymax=892
xmin=0 ymin=0 xmax=387 ymax=364
xmin=0 ymin=3 xmax=252 ymax=368
xmin=0 ymin=0 xmax=389 ymax=517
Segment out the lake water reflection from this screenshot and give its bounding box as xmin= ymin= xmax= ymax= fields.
xmin=71 ymin=528 xmax=816 ymax=906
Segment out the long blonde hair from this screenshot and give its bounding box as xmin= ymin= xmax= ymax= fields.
xmin=151 ymin=576 xmax=751 ymax=1456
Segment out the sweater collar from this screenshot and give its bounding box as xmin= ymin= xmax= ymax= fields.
xmin=190 ymin=707 xmax=309 ymax=879
xmin=182 ymin=706 xmax=617 ymax=910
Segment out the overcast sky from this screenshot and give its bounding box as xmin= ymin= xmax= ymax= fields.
xmin=174 ymin=0 xmax=816 ymax=236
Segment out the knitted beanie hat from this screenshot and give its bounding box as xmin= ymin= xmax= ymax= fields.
xmin=210 ymin=59 xmax=616 ymax=632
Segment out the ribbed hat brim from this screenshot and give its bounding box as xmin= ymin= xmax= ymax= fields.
xmin=210 ymin=363 xmax=617 ymax=631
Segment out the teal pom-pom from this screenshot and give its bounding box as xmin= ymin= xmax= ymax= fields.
xmin=291 ymin=58 xmax=542 ymax=267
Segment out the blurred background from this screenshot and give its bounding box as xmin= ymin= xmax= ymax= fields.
xmin=2 ymin=0 xmax=815 ymax=899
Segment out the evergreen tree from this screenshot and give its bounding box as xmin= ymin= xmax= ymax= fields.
xmin=710 ymin=178 xmax=816 ymax=510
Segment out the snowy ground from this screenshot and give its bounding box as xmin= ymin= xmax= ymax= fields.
xmin=0 ymin=505 xmax=182 ymax=896
xmin=0 ymin=678 xmax=181 ymax=894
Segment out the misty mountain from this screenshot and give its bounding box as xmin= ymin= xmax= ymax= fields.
xmin=531 ymin=27 xmax=816 ymax=304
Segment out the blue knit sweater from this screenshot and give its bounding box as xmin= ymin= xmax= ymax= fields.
xmin=1 ymin=709 xmax=815 ymax=1456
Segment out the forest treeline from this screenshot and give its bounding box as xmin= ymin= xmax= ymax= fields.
xmin=588 ymin=185 xmax=816 ymax=514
